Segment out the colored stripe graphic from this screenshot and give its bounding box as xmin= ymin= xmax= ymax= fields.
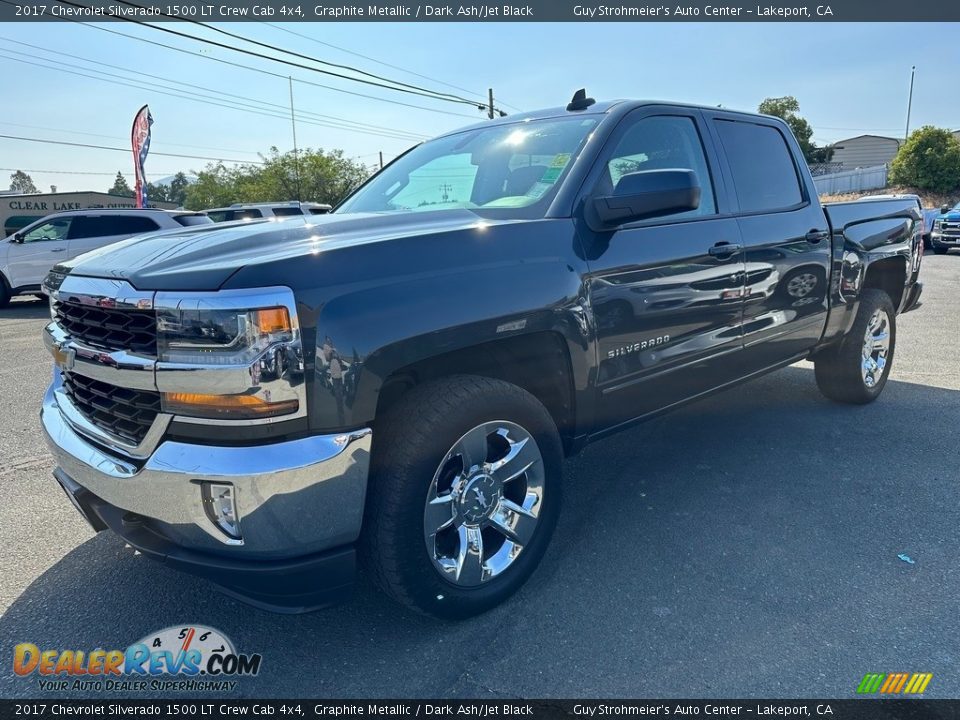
xmin=858 ymin=673 xmax=932 ymax=694
xmin=882 ymin=673 xmax=909 ymax=693
xmin=857 ymin=674 xmax=885 ymax=694
xmin=904 ymin=673 xmax=933 ymax=694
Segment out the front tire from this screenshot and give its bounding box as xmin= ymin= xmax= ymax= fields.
xmin=814 ymin=289 xmax=896 ymax=404
xmin=362 ymin=375 xmax=562 ymax=619
xmin=0 ymin=278 xmax=10 ymax=309
xmin=933 ymin=245 xmax=949 ymax=255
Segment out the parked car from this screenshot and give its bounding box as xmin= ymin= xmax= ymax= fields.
xmin=931 ymin=202 xmax=960 ymax=254
xmin=41 ymin=93 xmax=923 ymax=619
xmin=0 ymin=209 xmax=211 ymax=307
xmin=204 ymin=201 xmax=332 ymax=223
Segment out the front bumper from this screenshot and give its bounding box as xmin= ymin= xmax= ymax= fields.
xmin=41 ymin=376 xmax=373 ymax=612
xmin=931 ymin=232 xmax=960 ymax=247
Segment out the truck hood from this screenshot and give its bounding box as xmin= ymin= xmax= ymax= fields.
xmin=54 ymin=211 xmax=512 ymax=291
xmin=938 ymin=211 xmax=960 ymax=222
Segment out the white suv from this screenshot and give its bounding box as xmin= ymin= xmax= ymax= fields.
xmin=204 ymin=201 xmax=332 ymax=222
xmin=0 ymin=208 xmax=211 ymax=307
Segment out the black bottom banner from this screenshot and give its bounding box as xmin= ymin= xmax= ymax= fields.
xmin=2 ymin=700 xmax=959 ymax=720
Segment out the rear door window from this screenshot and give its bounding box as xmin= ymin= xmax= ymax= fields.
xmin=271 ymin=207 xmax=303 ymax=217
xmin=174 ymin=214 xmax=214 ymax=227
xmin=714 ymin=120 xmax=803 ymax=213
xmin=68 ymin=215 xmax=161 ymax=239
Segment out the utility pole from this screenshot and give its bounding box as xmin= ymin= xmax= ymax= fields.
xmin=904 ymin=65 xmax=916 ymax=142
xmin=289 ymin=76 xmax=302 ymax=202
xmin=379 ymin=151 xmax=384 ymax=170
xmin=488 ymin=88 xmax=495 ymax=120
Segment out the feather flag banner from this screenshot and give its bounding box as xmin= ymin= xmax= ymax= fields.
xmin=131 ymin=105 xmax=153 ymax=209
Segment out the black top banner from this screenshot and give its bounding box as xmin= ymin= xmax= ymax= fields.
xmin=1 ymin=0 xmax=959 ymax=21
xmin=2 ymin=700 xmax=960 ymax=720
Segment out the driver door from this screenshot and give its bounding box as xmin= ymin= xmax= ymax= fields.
xmin=7 ymin=217 xmax=71 ymax=288
xmin=578 ymin=108 xmax=747 ymax=432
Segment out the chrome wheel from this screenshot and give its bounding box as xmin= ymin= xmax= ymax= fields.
xmin=787 ymin=272 xmax=818 ymax=298
xmin=861 ymin=308 xmax=891 ymax=388
xmin=423 ymin=421 xmax=544 ymax=587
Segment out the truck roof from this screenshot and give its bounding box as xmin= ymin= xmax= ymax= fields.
xmin=438 ymin=97 xmax=781 ymax=139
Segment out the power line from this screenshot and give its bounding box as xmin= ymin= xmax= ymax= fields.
xmin=263 ymin=23 xmax=523 ymax=112
xmin=62 ymin=15 xmax=485 ymax=120
xmin=0 ymin=37 xmax=430 ymax=141
xmin=0 ymin=50 xmax=427 ymax=143
xmin=0 ymin=133 xmax=268 ymax=165
xmin=114 ymin=5 xmax=480 ymax=106
xmin=1 ymin=167 xmax=181 ymax=177
xmin=53 ymin=0 xmax=495 ymax=113
xmin=0 ymin=120 xmax=261 ymax=156
xmin=0 ymin=36 xmax=429 ymax=141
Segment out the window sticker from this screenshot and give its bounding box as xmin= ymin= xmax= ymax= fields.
xmin=525 ymin=181 xmax=555 ymax=198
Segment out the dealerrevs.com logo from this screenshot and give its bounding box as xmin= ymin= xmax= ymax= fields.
xmin=13 ymin=625 xmax=261 ymax=693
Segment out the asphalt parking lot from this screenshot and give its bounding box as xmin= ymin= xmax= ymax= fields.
xmin=1 ymin=253 xmax=958 ymax=700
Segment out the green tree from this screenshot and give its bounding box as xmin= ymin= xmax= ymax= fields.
xmin=109 ymin=171 xmax=134 ymax=197
xmin=8 ymin=170 xmax=38 ymax=194
xmin=184 ymin=163 xmax=240 ymax=210
xmin=168 ymin=172 xmax=191 ymax=206
xmin=184 ymin=149 xmax=369 ymax=210
xmin=144 ymin=182 xmax=169 ymax=203
xmin=758 ymin=96 xmax=833 ymax=164
xmin=888 ymin=126 xmax=960 ymax=193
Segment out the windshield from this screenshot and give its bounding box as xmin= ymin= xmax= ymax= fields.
xmin=338 ymin=116 xmax=600 ymax=219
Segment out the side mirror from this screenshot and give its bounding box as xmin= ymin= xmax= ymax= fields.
xmin=11 ymin=232 xmax=24 ymax=243
xmin=940 ymin=205 xmax=950 ymax=215
xmin=590 ymin=169 xmax=701 ymax=230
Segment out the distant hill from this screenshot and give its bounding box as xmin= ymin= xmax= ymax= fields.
xmin=153 ymin=174 xmax=198 ymax=186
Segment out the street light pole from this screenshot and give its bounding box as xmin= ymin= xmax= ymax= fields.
xmin=905 ymin=65 xmax=916 ymax=142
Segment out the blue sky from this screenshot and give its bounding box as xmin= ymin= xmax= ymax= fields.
xmin=1 ymin=21 xmax=958 ymax=193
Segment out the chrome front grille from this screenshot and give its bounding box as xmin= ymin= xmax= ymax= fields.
xmin=54 ymin=300 xmax=157 ymax=356
xmin=62 ymin=372 xmax=162 ymax=445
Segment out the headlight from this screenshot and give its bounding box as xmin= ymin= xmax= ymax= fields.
xmin=157 ymin=306 xmax=293 ymax=364
xmin=933 ymin=219 xmax=942 ymax=230
xmin=155 ymin=289 xmax=303 ymax=421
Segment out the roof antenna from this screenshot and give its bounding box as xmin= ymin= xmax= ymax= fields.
xmin=567 ymin=88 xmax=596 ymax=112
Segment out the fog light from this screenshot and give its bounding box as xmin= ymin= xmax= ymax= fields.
xmin=201 ymin=482 xmax=242 ymax=541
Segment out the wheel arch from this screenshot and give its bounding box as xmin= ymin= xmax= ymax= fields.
xmin=374 ymin=332 xmax=578 ymax=455
xmin=862 ymin=255 xmax=907 ymax=312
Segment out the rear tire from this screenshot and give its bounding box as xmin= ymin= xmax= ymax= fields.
xmin=814 ymin=289 xmax=895 ymax=405
xmin=362 ymin=375 xmax=563 ymax=619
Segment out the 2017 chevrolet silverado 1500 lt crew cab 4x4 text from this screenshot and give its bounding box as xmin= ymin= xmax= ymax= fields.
xmin=41 ymin=93 xmax=923 ymax=619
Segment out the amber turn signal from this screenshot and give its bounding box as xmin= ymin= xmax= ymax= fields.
xmin=254 ymin=308 xmax=291 ymax=334
xmin=162 ymin=392 xmax=298 ymax=420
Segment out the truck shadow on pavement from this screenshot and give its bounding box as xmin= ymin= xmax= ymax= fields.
xmin=1 ymin=366 xmax=958 ymax=698
xmin=0 ymin=296 xmax=49 ymax=320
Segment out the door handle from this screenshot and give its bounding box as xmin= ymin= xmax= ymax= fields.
xmin=708 ymin=242 xmax=743 ymax=259
xmin=50 ymin=248 xmax=66 ymax=253
xmin=805 ymin=229 xmax=829 ymax=243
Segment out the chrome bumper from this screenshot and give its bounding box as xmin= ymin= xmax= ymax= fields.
xmin=41 ymin=376 xmax=372 ymax=557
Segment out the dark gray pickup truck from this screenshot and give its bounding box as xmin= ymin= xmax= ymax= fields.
xmin=41 ymin=93 xmax=923 ymax=619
